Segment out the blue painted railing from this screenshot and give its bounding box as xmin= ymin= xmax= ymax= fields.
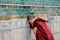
xmin=0 ymin=0 xmax=60 ymax=6
xmin=0 ymin=7 xmax=60 ymax=16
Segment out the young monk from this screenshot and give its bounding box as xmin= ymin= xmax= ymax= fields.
xmin=27 ymin=15 xmax=54 ymax=40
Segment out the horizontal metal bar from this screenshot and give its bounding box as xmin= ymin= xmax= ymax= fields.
xmin=53 ymin=32 xmax=60 ymax=34
xmin=0 ymin=26 xmax=28 ymax=31
xmin=0 ymin=4 xmax=60 ymax=8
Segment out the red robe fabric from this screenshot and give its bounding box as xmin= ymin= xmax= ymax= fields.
xmin=29 ymin=18 xmax=54 ymax=40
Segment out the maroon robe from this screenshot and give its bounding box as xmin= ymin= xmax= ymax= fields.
xmin=29 ymin=18 xmax=54 ymax=40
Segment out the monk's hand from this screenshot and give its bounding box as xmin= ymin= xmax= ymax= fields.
xmin=32 ymin=27 xmax=37 ymax=35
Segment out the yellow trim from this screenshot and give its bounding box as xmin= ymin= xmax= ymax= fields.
xmin=0 ymin=16 xmax=26 ymax=20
